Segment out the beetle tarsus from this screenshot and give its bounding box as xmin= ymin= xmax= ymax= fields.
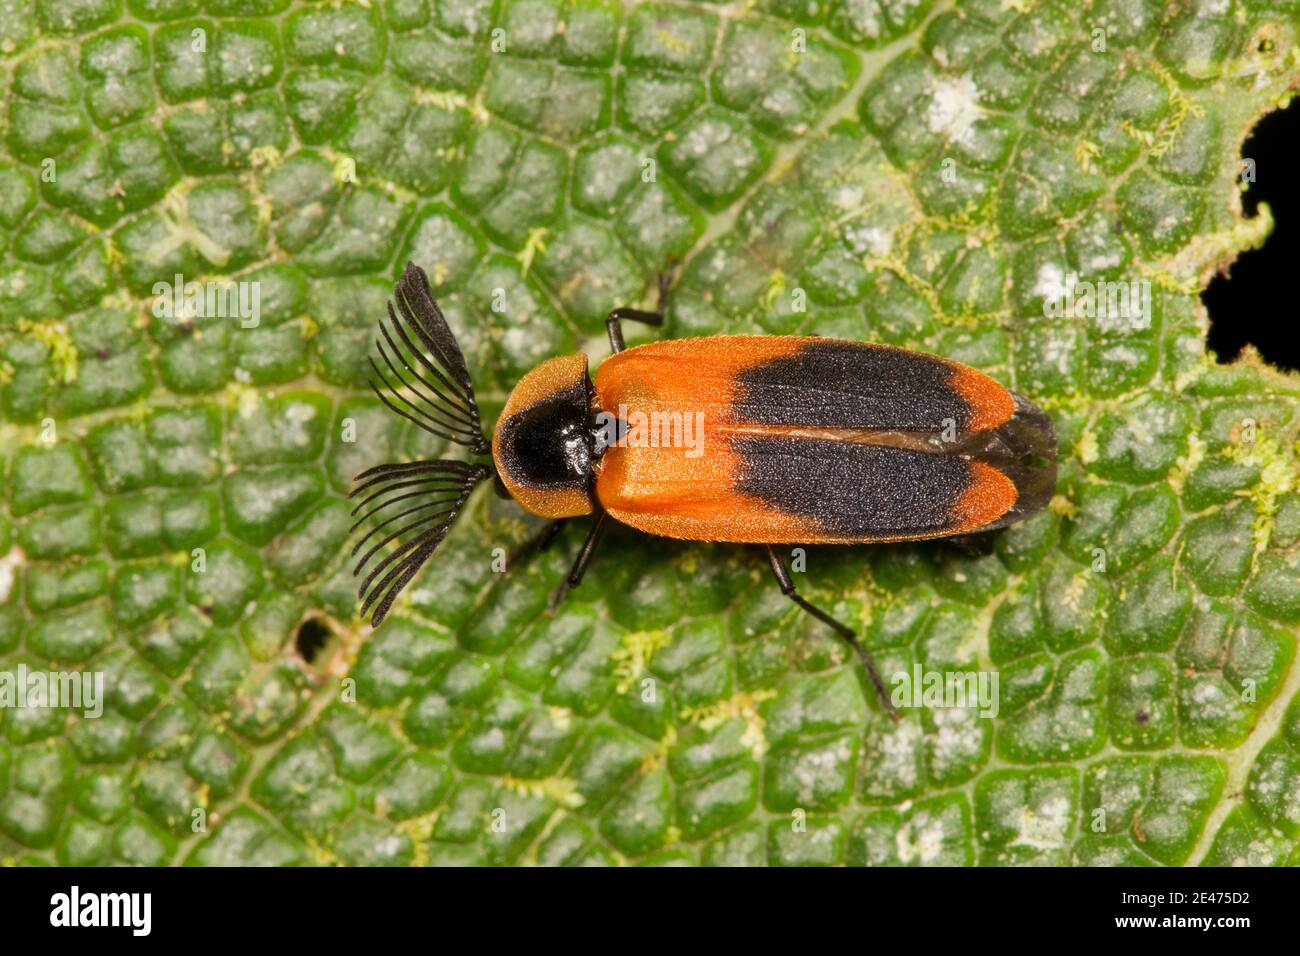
xmin=765 ymin=545 xmax=899 ymax=720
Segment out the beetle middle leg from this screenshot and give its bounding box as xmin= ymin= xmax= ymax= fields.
xmin=944 ymin=530 xmax=999 ymax=558
xmin=765 ymin=546 xmax=898 ymax=718
xmin=547 ymin=511 xmax=609 ymax=612
xmin=606 ymin=267 xmax=675 ymax=353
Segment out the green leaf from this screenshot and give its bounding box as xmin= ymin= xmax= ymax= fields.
xmin=1 ymin=0 xmax=1299 ymax=867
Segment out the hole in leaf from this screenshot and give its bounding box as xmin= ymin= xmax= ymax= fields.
xmin=295 ymin=616 xmax=334 ymax=667
xmin=1203 ymin=97 xmax=1300 ymax=371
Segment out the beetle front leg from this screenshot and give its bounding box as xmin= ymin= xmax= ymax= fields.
xmin=547 ymin=511 xmax=609 ymax=612
xmin=506 ymin=518 xmax=568 ymax=571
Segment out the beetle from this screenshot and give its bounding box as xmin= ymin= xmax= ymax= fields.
xmin=350 ymin=262 xmax=1057 ymax=711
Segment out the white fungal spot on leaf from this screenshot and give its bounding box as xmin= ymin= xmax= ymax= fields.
xmin=926 ymin=75 xmax=984 ymax=149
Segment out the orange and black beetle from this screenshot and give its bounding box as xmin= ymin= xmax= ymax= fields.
xmin=352 ymin=263 xmax=1057 ymax=709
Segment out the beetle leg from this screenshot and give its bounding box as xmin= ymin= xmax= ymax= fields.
xmin=547 ymin=511 xmax=608 ymax=612
xmin=765 ymin=545 xmax=899 ymax=719
xmin=491 ymin=469 xmax=512 ymax=499
xmin=534 ymin=519 xmax=568 ymax=553
xmin=506 ymin=519 xmax=568 ymax=570
xmin=606 ymin=308 xmax=663 ymax=354
xmin=654 ymin=265 xmax=675 ymax=309
xmin=944 ymin=530 xmax=999 ymax=558
xmin=605 ymin=267 xmax=674 ymax=353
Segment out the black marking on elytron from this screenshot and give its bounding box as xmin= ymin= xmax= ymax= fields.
xmin=732 ymin=340 xmax=977 ymax=432
xmin=732 ymin=436 xmax=977 ymax=538
xmin=494 ymin=378 xmax=595 ymax=490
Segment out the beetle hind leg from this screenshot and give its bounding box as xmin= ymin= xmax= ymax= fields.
xmin=943 ymin=530 xmax=999 ymax=558
xmin=765 ymin=546 xmax=898 ymax=719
